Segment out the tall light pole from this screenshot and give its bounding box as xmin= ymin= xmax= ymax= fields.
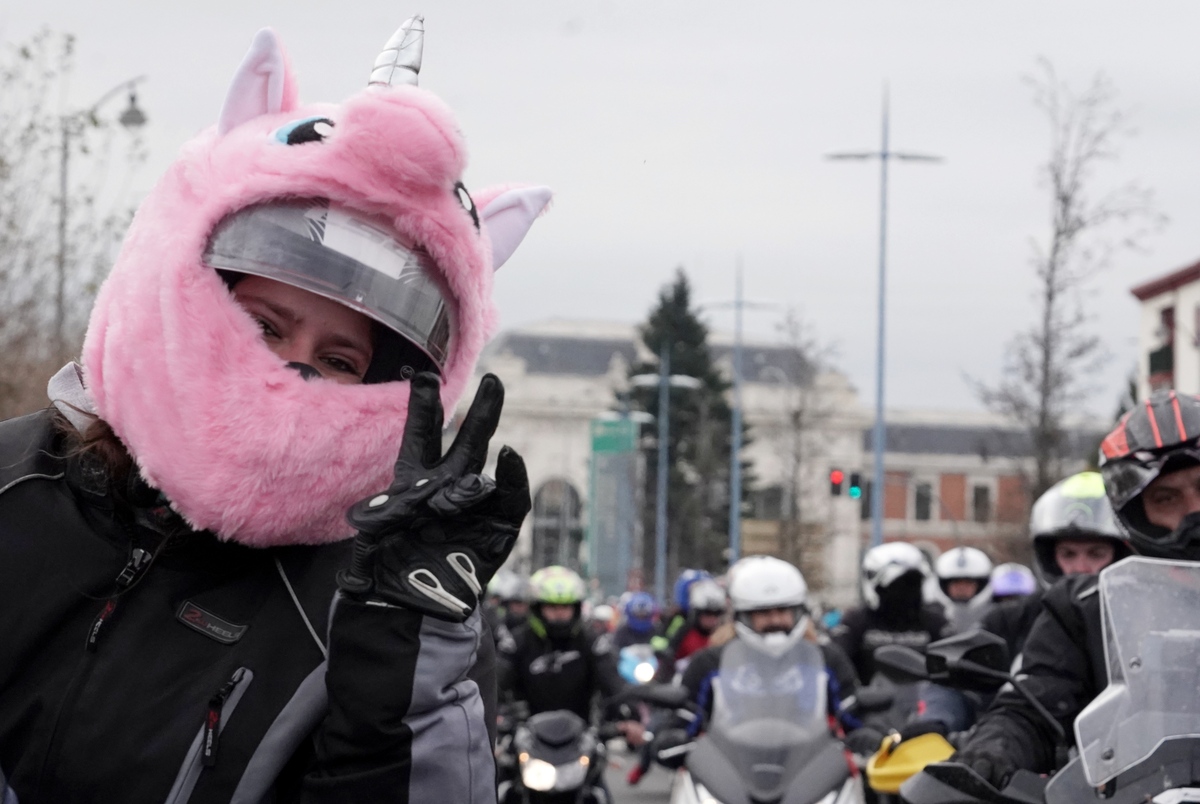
xmin=57 ymin=76 xmax=148 ymax=361
xmin=700 ymin=263 xmax=778 ymax=564
xmin=631 ymin=346 xmax=701 ymax=603
xmin=827 ymin=86 xmax=941 ymax=547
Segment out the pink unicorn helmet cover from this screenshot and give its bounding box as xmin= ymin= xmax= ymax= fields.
xmin=81 ymin=18 xmax=551 ymax=547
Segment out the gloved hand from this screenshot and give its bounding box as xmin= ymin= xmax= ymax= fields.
xmin=338 ymin=372 xmax=530 ymax=622
xmin=843 ymin=726 xmax=886 ymax=756
xmin=952 ymin=746 xmax=1017 ymax=790
xmin=897 ymin=719 xmax=949 ymax=743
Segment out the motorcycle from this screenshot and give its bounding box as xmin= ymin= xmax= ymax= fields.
xmin=898 ymin=557 xmax=1200 ymax=804
xmin=655 ymin=638 xmax=865 ymax=804
xmin=498 ymin=708 xmax=612 ymax=804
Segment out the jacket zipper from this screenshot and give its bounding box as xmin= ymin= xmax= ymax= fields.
xmin=86 ymin=546 xmax=153 ymax=651
xmin=203 ymin=668 xmax=248 ymax=768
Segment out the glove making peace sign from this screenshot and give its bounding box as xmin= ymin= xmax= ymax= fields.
xmin=338 ymin=372 xmax=531 ymax=622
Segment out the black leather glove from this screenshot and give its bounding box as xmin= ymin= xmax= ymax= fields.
xmin=337 ymin=372 xmax=530 ymax=622
xmin=952 ymin=746 xmax=1017 ymax=790
xmin=897 ymin=719 xmax=949 ymax=743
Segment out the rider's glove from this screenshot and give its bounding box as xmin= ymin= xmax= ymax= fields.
xmin=897 ymin=719 xmax=949 ymax=743
xmin=952 ymin=746 xmax=1017 ymax=790
xmin=338 ymin=372 xmax=530 ymax=622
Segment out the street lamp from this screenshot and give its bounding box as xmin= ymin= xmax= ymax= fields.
xmin=631 ymin=344 xmax=701 ymax=603
xmin=56 ymin=77 xmax=148 ymax=361
xmin=826 ymin=85 xmax=941 ymax=547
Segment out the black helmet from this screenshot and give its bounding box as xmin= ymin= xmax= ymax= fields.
xmin=1099 ymin=390 xmax=1200 ymax=560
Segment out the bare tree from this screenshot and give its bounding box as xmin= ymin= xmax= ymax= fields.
xmin=975 ymin=60 xmax=1164 ymax=500
xmin=0 ymin=29 xmax=147 ymax=417
xmin=771 ymin=309 xmax=837 ymax=590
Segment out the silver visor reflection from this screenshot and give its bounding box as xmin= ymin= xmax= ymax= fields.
xmin=203 ymin=199 xmax=450 ymax=370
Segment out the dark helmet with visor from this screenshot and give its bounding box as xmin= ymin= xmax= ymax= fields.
xmin=203 ymin=198 xmax=450 ymax=383
xmin=1099 ymin=391 xmax=1200 ymax=561
xmin=1029 ymin=471 xmax=1131 ymax=585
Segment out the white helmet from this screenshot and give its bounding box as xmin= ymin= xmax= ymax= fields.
xmin=728 ymin=556 xmax=809 ymax=657
xmin=935 ymin=546 xmax=993 ymax=598
xmin=688 ymin=579 xmax=727 ymax=613
xmin=861 ymin=542 xmax=928 ymax=610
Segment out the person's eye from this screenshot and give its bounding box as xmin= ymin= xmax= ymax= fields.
xmin=254 ymin=316 xmax=280 ymax=339
xmin=322 ymin=354 xmax=363 ymax=377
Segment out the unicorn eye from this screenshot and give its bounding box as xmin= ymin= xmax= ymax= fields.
xmin=454 ymin=182 xmax=479 ymax=231
xmin=273 ymin=117 xmax=336 ymax=145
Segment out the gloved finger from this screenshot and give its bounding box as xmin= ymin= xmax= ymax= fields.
xmin=442 ymin=374 xmax=504 ymax=476
xmin=494 ymin=446 xmax=531 ymax=526
xmin=396 ymin=372 xmax=444 ymax=470
xmin=427 ymin=474 xmax=497 ymax=516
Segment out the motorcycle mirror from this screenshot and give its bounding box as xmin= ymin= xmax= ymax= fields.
xmin=925 ymin=630 xmax=1011 ymax=692
xmin=873 ymin=644 xmax=930 ymax=683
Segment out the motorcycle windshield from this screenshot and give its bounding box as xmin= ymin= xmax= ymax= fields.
xmin=1075 ymin=557 xmax=1200 ymax=786
xmin=711 ymin=637 xmax=828 ymax=747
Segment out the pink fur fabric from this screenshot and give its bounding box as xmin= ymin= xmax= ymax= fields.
xmin=82 ymin=29 xmax=547 ymax=547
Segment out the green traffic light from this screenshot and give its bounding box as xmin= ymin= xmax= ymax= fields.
xmin=848 ymin=487 xmax=862 ymax=500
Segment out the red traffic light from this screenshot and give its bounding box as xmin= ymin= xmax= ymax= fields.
xmin=829 ymin=469 xmax=845 ymax=485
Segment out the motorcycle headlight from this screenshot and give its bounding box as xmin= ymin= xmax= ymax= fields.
xmin=551 ymin=758 xmax=589 ymax=790
xmin=521 ymin=758 xmax=557 ymax=792
xmin=634 ymin=661 xmax=657 ymax=683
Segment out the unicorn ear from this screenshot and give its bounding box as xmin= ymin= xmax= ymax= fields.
xmin=479 ymin=186 xmax=553 ymax=272
xmin=217 ymin=28 xmax=299 ymax=135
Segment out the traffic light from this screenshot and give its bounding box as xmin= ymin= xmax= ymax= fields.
xmin=829 ymin=468 xmax=844 ymax=496
xmin=848 ymin=472 xmax=863 ymax=500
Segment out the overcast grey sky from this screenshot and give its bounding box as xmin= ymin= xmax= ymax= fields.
xmin=4 ymin=1 xmax=1198 ymax=414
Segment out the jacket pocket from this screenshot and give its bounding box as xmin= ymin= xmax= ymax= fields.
xmin=163 ymin=666 xmax=255 ymax=804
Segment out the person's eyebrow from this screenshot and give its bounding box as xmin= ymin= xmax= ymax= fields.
xmin=325 ymin=333 xmax=372 ymax=355
xmin=240 ymin=294 xmax=298 ymax=325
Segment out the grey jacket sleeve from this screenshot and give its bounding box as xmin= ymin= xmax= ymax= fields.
xmin=303 ymin=596 xmax=495 ymax=803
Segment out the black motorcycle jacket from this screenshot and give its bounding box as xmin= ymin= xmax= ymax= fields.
xmin=0 ymin=410 xmax=498 ymax=804
xmin=830 ymin=603 xmax=949 ymax=683
xmin=496 ymin=619 xmax=627 ymax=721
xmin=979 ymin=590 xmax=1045 ymax=661
xmin=957 ymin=575 xmax=1104 ymax=777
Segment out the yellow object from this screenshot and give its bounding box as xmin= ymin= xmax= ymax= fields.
xmin=865 ymin=732 xmax=956 ymax=794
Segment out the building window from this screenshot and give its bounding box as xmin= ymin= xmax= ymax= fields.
xmin=914 ymin=482 xmax=933 ymax=521
xmin=972 ymin=485 xmax=991 ymax=523
xmin=531 ymin=480 xmax=584 ymax=571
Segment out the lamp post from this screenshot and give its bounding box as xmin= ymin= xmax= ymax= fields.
xmin=631 ymin=345 xmax=701 ymax=603
xmin=699 ymin=263 xmax=779 ymax=564
xmin=56 ymin=77 xmax=148 ymax=361
xmin=826 ymin=86 xmax=941 ymax=547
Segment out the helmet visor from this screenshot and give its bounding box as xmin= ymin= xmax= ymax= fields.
xmin=204 ymin=199 xmax=451 ymax=370
xmin=1104 ymin=447 xmax=1200 ymax=514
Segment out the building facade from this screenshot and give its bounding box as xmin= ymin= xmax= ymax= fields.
xmin=1132 ymin=258 xmax=1200 ymax=397
xmin=462 ymin=320 xmax=1103 ymax=606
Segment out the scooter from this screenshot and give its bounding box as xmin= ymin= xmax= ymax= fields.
xmin=895 ymin=558 xmax=1200 ymax=804
xmin=647 ymin=639 xmax=867 ymax=804
xmin=498 ymin=708 xmax=613 ymax=804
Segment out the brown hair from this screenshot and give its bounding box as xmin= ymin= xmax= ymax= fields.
xmin=51 ymin=407 xmax=135 ymax=488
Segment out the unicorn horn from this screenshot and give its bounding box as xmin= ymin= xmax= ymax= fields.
xmin=368 ymin=15 xmax=424 ymax=87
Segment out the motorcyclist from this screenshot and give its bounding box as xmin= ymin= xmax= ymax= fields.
xmin=679 ymin=556 xmax=859 ymax=729
xmin=935 ymin=546 xmax=994 ymax=634
xmin=656 ymin=568 xmax=714 ymax=650
xmin=654 ymin=577 xmax=726 ymax=681
xmin=614 ymin=591 xmax=660 ymax=649
xmin=0 ymin=18 xmax=550 ymax=804
xmin=497 ymin=566 xmax=645 ymax=743
xmin=952 ymin=391 xmax=1200 ymax=789
xmin=831 ymin=541 xmax=950 ymax=684
xmin=988 ymin=563 xmax=1036 ymax=602
xmin=486 ymin=568 xmax=531 ymax=640
xmin=980 ymin=471 xmax=1130 ymax=659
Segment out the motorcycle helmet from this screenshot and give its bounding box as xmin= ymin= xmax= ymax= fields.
xmin=934 ymin=547 xmax=993 ymax=601
xmin=728 ymin=555 xmax=809 ymax=657
xmin=622 ymin=592 xmax=659 ymax=635
xmin=78 ymin=18 xmax=551 ymax=547
xmin=990 ymin=563 xmax=1037 ymax=599
xmin=687 ymin=578 xmax=726 ymax=635
xmin=488 ymin=569 xmax=523 ymax=603
xmin=1029 ymin=471 xmax=1131 ymax=585
xmin=672 ymin=569 xmax=713 ymax=614
xmin=861 ymin=542 xmax=928 ymax=611
xmin=529 ymin=566 xmax=587 ymax=641
xmin=1100 ymin=390 xmax=1200 ymax=561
